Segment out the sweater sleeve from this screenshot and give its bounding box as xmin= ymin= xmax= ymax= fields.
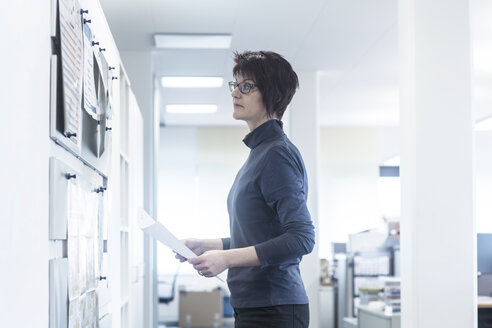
xmin=222 ymin=237 xmax=231 ymax=250
xmin=254 ymin=146 xmax=315 ymax=267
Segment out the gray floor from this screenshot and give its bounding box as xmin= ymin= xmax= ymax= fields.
xmin=159 ymin=317 xmax=234 ymax=328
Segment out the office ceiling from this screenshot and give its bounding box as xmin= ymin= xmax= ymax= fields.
xmin=100 ymin=0 xmax=492 ymax=127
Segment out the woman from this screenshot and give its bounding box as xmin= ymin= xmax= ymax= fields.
xmin=178 ymin=50 xmax=315 ymax=328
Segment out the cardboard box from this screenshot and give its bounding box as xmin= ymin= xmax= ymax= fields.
xmin=179 ymin=290 xmax=223 ymax=327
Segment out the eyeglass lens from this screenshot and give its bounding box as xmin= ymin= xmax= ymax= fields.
xmin=229 ymin=81 xmax=254 ymax=94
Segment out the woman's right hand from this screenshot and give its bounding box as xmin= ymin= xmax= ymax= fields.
xmin=174 ymin=238 xmax=223 ymax=262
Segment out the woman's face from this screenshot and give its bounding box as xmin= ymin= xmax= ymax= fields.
xmin=231 ymin=74 xmax=268 ymax=131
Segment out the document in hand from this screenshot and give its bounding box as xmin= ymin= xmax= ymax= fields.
xmin=138 ymin=209 xmax=226 ymax=282
xmin=138 ymin=208 xmax=197 ymax=260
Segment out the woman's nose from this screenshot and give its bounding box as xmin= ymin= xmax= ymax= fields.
xmin=231 ymin=87 xmax=240 ymax=98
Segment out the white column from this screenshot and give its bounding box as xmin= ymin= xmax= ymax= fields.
xmin=399 ymin=1 xmax=476 ymax=327
xmin=289 ymin=71 xmax=320 ymax=328
xmin=120 ymin=51 xmax=157 ymax=328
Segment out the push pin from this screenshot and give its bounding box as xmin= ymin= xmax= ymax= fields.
xmin=112 ymin=76 xmax=118 ymax=80
xmin=65 ymin=132 xmax=77 ymax=138
xmin=109 ymin=66 xmax=115 ymax=70
xmin=65 ymin=173 xmax=77 ymax=180
xmin=80 ymin=9 xmax=88 ymax=14
xmin=105 ymin=127 xmax=112 ymax=131
xmin=99 ymin=276 xmax=107 ymax=281
xmin=99 ymin=47 xmax=106 ymax=52
xmin=92 ymin=41 xmax=99 ymax=46
xmin=84 ymin=18 xmax=91 ymax=24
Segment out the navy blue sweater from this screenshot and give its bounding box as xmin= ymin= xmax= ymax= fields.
xmin=222 ymin=119 xmax=315 ymax=308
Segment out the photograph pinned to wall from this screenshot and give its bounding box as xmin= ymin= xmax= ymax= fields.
xmin=82 ymin=23 xmax=98 ymax=119
xmin=59 ymin=0 xmax=84 ymax=148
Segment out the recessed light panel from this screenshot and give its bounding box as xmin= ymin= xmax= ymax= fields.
xmin=154 ymin=34 xmax=232 ymax=49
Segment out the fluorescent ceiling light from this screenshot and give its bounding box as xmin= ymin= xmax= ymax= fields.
xmin=166 ymin=104 xmax=217 ymax=114
xmin=154 ymin=34 xmax=232 ymax=49
xmin=475 ymin=116 xmax=492 ymax=131
xmin=161 ymin=76 xmax=223 ymax=88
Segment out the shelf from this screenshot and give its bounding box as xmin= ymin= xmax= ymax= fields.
xmin=120 ymin=296 xmax=129 ymax=308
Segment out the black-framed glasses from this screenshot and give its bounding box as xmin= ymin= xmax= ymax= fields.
xmin=228 ymin=81 xmax=257 ymax=94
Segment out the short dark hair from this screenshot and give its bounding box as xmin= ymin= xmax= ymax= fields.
xmin=233 ymin=50 xmax=299 ymax=120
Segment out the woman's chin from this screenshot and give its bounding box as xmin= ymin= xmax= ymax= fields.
xmin=232 ymin=112 xmax=243 ymax=121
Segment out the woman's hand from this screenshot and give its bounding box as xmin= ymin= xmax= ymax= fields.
xmin=187 ymin=246 xmax=260 ymax=278
xmin=174 ymin=238 xmax=223 ymax=262
xmin=187 ymin=250 xmax=229 ymax=278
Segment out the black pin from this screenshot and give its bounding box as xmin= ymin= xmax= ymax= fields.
xmin=92 ymin=41 xmax=100 ymax=46
xmin=109 ymin=66 xmax=115 ymax=70
xmin=65 ymin=173 xmax=77 ymax=180
xmin=99 ymin=47 xmax=106 ymax=52
xmin=105 ymin=127 xmax=112 ymax=131
xmin=84 ymin=18 xmax=91 ymax=24
xmin=112 ymin=77 xmax=118 ymax=80
xmin=65 ymin=132 xmax=77 ymax=138
xmin=80 ymin=9 xmax=88 ymax=14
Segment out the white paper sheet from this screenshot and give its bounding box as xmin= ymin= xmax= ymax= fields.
xmin=138 ymin=209 xmax=226 ymax=282
xmin=138 ymin=208 xmax=196 ymax=260
xmin=84 ymin=290 xmax=98 ymax=328
xmin=59 ymin=0 xmax=83 ymax=148
xmin=67 ymin=180 xmax=81 ymax=299
xmin=82 ymin=24 xmax=98 ymax=119
xmin=68 ymin=294 xmax=82 ymax=328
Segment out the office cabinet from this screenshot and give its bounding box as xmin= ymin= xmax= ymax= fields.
xmin=357 ymin=306 xmax=400 ymax=328
xmin=320 ymin=285 xmax=335 ymax=328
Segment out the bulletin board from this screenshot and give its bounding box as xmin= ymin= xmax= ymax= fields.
xmin=49 ymin=0 xmax=117 ymax=326
xmin=50 ymin=0 xmax=116 ymax=178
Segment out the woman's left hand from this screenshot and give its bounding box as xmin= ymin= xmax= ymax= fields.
xmin=187 ymin=250 xmax=229 ymax=278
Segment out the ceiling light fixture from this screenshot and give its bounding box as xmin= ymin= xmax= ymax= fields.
xmin=165 ymin=104 xmax=218 ymax=114
xmin=161 ymin=76 xmax=223 ymax=88
xmin=154 ymin=34 xmax=232 ymax=49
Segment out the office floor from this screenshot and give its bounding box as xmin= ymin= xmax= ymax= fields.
xmin=159 ymin=317 xmax=235 ymax=328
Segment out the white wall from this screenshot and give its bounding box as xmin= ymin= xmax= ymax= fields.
xmin=119 ymin=50 xmax=156 ymax=328
xmin=318 ymin=128 xmax=382 ymax=257
xmin=0 ymin=1 xmax=145 ymax=327
xmin=0 ymin=2 xmax=51 ymax=327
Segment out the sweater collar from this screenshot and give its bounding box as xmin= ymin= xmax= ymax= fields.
xmin=243 ymin=119 xmax=284 ymax=149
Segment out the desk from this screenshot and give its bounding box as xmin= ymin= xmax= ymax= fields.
xmin=478 ymin=297 xmax=492 ymax=328
xmin=479 ymin=296 xmax=492 ymax=309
